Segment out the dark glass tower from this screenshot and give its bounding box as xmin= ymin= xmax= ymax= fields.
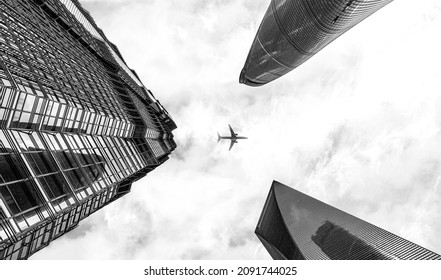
xmin=256 ymin=181 xmax=441 ymax=260
xmin=0 ymin=0 xmax=176 ymax=259
xmin=240 ymin=0 xmax=394 ymax=86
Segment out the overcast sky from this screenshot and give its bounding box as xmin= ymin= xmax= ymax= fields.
xmin=33 ymin=0 xmax=441 ymax=259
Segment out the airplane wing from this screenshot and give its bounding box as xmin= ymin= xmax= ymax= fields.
xmin=228 ymin=124 xmax=236 ymax=137
xmin=229 ymin=140 xmax=236 ymax=151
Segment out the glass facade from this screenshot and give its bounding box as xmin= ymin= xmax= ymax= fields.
xmin=0 ymin=0 xmax=176 ymax=259
xmin=239 ymin=0 xmax=394 ymax=86
xmin=256 ymin=181 xmax=441 ymax=260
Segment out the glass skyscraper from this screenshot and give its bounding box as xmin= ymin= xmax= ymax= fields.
xmin=240 ymin=0 xmax=394 ymax=86
xmin=256 ymin=181 xmax=441 ymax=260
xmin=0 ymin=0 xmax=176 ymax=259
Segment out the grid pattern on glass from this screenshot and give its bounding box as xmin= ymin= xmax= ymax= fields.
xmin=59 ymin=0 xmax=146 ymax=89
xmin=20 ymin=0 xmax=175 ymax=138
xmin=10 ymin=131 xmax=75 ymax=207
xmin=130 ymin=137 xmax=157 ymax=164
xmin=59 ymin=0 xmax=103 ymax=39
xmin=0 ymin=0 xmax=176 ymax=260
xmin=2 ymin=87 xmax=134 ymax=137
xmin=124 ymin=90 xmax=176 ymax=156
xmin=0 ymin=87 xmax=15 ymax=127
xmin=1 ymin=184 xmax=117 ymax=259
xmin=146 ymin=139 xmax=166 ymax=158
xmin=0 ymin=72 xmax=12 ymax=88
xmin=161 ymin=133 xmax=172 ymax=151
xmin=256 ymin=182 xmax=441 ymax=260
xmin=240 ymin=0 xmax=393 ymax=86
xmin=61 ymin=0 xmax=170 ymax=112
xmin=10 ymin=90 xmax=46 ymax=130
xmin=0 ymin=128 xmax=151 ymax=239
xmin=128 ymin=90 xmax=162 ymax=135
xmin=0 ymin=130 xmax=53 ymax=235
xmin=255 ymin=187 xmax=304 ymax=260
xmin=1 ymin=0 xmax=134 ymax=124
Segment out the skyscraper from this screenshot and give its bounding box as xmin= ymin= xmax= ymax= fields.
xmin=0 ymin=0 xmax=176 ymax=259
xmin=240 ymin=0 xmax=394 ymax=86
xmin=256 ymin=181 xmax=441 ymax=260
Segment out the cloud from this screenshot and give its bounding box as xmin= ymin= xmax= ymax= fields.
xmin=33 ymin=0 xmax=441 ymax=259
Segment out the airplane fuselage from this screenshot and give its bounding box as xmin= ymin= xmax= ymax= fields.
xmin=217 ymin=125 xmax=247 ymax=151
xmin=219 ymin=136 xmax=248 ymax=140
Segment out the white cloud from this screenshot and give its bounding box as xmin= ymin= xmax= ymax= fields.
xmin=34 ymin=0 xmax=441 ymax=259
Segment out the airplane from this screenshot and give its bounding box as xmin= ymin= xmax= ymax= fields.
xmin=217 ymin=124 xmax=248 ymax=151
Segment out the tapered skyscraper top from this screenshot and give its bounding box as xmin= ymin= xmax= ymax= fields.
xmin=256 ymin=181 xmax=441 ymax=260
xmin=240 ymin=0 xmax=394 ymax=86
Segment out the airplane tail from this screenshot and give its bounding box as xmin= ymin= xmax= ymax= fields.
xmin=217 ymin=132 xmax=221 ymax=143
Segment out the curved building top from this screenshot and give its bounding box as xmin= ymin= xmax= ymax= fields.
xmin=255 ymin=181 xmax=441 ymax=260
xmin=240 ymin=0 xmax=394 ymax=86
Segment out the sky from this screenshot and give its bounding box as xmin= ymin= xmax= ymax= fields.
xmin=33 ymin=0 xmax=441 ymax=259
